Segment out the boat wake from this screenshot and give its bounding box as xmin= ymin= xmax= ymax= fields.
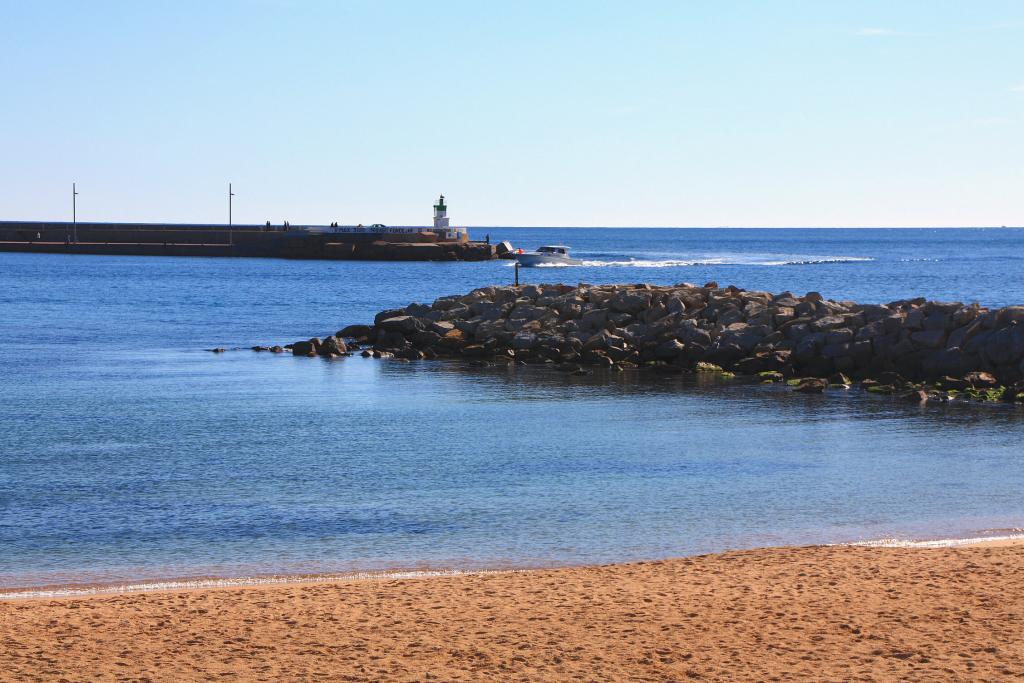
xmin=505 ymin=255 xmax=874 ymax=268
xmin=760 ymin=257 xmax=875 ymax=266
xmin=540 ymin=258 xmax=727 ymax=268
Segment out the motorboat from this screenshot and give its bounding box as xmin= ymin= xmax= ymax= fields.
xmin=513 ymin=245 xmax=582 ymax=266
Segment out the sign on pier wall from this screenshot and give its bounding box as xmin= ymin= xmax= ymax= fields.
xmin=316 ymin=225 xmax=467 ymax=235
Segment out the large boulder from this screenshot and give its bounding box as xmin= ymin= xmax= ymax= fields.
xmin=429 ymin=320 xmax=456 ymax=336
xmin=609 ymin=290 xmax=652 ymax=314
xmin=922 ymin=310 xmax=952 ymax=331
xmin=704 ymin=338 xmax=745 ymax=366
xmin=716 ymin=307 xmax=746 ymax=326
xmin=438 ymin=328 xmax=468 ymax=349
xmin=947 ymin=319 xmax=984 ymax=349
xmin=473 ymin=320 xmax=509 ymax=342
xmin=337 ymin=324 xmax=372 ymax=340
xmin=378 ymin=330 xmax=409 ymax=350
xmin=470 ymin=301 xmax=508 ymax=321
xmin=378 ymin=316 xmax=423 ymax=334
xmin=825 ymin=328 xmax=854 ymax=345
xmin=910 ymin=329 xmax=946 ymax=349
xmin=821 ymin=342 xmax=851 ymax=359
xmin=733 ymin=355 xmax=767 ymax=374
xmin=675 ymin=319 xmax=713 ymax=347
xmin=920 ymin=348 xmax=974 ymax=378
xmin=579 ymin=308 xmax=608 ymax=332
xmin=411 ymin=330 xmax=442 ymax=348
xmin=982 ymin=326 xmax=1023 ymax=366
xmin=291 ymin=339 xmax=318 ymax=356
xmin=997 ymin=306 xmax=1024 ymax=324
xmin=794 ymin=332 xmax=826 ymax=362
xmin=621 ymin=323 xmax=649 ymax=342
xmin=809 ymin=315 xmax=846 ymax=332
xmin=405 ymin=302 xmax=432 ymax=317
xmin=858 ymin=304 xmax=891 ymax=322
xmin=719 ymin=323 xmax=767 ymax=353
xmin=440 ymin=303 xmax=471 ymax=321
xmin=455 ymin=319 xmax=480 ymax=335
xmin=430 ymin=295 xmax=461 ymax=311
xmin=903 ymin=308 xmax=925 ymax=329
xmin=508 ymin=303 xmax=548 ymax=321
xmin=582 ymin=330 xmax=620 ymax=352
xmin=373 ymin=308 xmax=407 ymax=326
xmin=511 ymin=331 xmax=538 ymax=350
xmin=319 ymin=335 xmax=347 ymax=356
xmin=654 ymin=339 xmax=686 ymax=360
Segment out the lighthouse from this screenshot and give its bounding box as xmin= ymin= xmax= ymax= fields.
xmin=430 ymin=194 xmax=467 ymax=241
xmin=433 ymin=194 xmax=450 ymax=232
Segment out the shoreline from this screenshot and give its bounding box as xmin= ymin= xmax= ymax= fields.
xmin=4 ymin=531 xmax=1023 ymax=601
xmin=3 ymin=543 xmax=1022 ymax=681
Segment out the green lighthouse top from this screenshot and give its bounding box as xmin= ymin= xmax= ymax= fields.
xmin=434 ymin=194 xmax=446 ymax=212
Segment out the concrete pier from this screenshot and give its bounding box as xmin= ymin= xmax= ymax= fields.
xmin=0 ymin=221 xmax=500 ymax=261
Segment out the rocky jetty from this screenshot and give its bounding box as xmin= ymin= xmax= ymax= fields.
xmin=290 ymin=282 xmax=1024 ymax=403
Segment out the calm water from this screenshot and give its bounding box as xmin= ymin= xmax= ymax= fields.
xmin=2 ymin=228 xmax=1023 ymax=589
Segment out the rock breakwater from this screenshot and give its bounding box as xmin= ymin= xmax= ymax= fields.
xmin=290 ymin=282 xmax=1024 ymax=403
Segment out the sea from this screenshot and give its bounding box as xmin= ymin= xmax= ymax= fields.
xmin=2 ymin=228 xmax=1024 ymax=594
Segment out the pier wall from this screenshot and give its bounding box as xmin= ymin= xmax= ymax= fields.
xmin=0 ymin=221 xmax=497 ymax=261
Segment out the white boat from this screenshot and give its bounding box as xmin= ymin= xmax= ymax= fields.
xmin=513 ymin=245 xmax=582 ymax=266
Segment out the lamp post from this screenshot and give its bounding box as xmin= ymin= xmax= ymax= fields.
xmin=228 ymin=183 xmax=235 ymax=247
xmin=72 ymin=182 xmax=78 ymax=243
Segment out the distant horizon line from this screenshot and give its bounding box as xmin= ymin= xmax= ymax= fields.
xmin=0 ymin=218 xmax=1019 ymax=230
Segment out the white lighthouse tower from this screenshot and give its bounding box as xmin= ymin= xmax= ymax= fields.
xmin=433 ymin=194 xmax=450 ymax=232
xmin=431 ymin=194 xmax=466 ymax=241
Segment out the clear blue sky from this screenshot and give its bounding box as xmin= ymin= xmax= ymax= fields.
xmin=1 ymin=1 xmax=1021 ymax=227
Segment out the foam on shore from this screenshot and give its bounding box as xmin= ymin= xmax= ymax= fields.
xmin=0 ymin=568 xmax=526 ymax=601
xmin=6 ymin=529 xmax=1023 ymax=600
xmin=847 ymin=529 xmax=1024 ymax=549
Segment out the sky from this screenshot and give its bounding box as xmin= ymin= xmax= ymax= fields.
xmin=0 ymin=1 xmax=1021 ymax=227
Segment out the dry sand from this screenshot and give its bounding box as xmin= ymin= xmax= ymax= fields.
xmin=2 ymin=545 xmax=1023 ymax=682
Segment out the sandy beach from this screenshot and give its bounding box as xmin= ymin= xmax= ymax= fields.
xmin=1 ymin=544 xmax=1022 ymax=682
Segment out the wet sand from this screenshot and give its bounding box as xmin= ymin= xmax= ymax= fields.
xmin=2 ymin=544 xmax=1023 ymax=681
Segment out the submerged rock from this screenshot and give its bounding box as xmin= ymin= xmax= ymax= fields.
xmin=901 ymin=389 xmax=930 ymax=403
xmin=793 ymin=378 xmax=828 ymax=393
xmin=965 ymin=371 xmax=998 ymax=389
